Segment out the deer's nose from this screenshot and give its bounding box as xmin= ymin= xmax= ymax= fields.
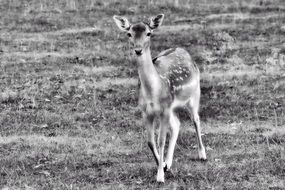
xmin=135 ymin=49 xmax=142 ymax=56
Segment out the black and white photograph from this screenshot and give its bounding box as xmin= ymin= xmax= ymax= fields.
xmin=0 ymin=0 xmax=285 ymax=189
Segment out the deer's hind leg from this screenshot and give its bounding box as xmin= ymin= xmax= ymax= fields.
xmin=186 ymin=97 xmax=207 ymax=161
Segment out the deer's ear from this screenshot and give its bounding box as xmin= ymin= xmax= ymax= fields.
xmin=113 ymin=15 xmax=131 ymax=32
xmin=149 ymin=14 xmax=164 ymax=30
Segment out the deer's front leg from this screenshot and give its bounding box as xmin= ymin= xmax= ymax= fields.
xmin=165 ymin=110 xmax=180 ymax=171
xmin=143 ymin=112 xmax=159 ymax=165
xmin=156 ymin=110 xmax=169 ymax=183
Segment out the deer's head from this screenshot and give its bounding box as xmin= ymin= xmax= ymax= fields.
xmin=113 ymin=14 xmax=164 ymax=56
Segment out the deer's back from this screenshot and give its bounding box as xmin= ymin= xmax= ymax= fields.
xmin=153 ymin=48 xmax=200 ymax=104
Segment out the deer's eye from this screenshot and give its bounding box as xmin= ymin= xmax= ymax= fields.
xmin=127 ymin=33 xmax=132 ymax=37
xmin=146 ymin=32 xmax=151 ymax=37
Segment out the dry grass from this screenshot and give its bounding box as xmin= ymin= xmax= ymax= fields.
xmin=0 ymin=0 xmax=285 ymax=189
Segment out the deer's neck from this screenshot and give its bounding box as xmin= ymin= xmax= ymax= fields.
xmin=137 ymin=49 xmax=161 ymax=99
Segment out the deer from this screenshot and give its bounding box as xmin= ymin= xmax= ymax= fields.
xmin=113 ymin=14 xmax=207 ymax=183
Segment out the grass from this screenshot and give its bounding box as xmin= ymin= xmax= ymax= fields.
xmin=0 ymin=0 xmax=285 ymax=189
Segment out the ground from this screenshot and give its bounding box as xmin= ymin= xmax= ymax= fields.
xmin=0 ymin=0 xmax=285 ymax=189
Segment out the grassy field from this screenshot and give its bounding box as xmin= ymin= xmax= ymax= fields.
xmin=0 ymin=0 xmax=285 ymax=189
